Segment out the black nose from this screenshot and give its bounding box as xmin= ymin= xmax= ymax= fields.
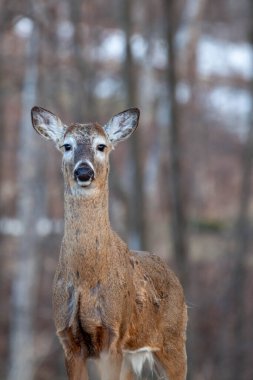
xmin=74 ymin=164 xmax=94 ymax=182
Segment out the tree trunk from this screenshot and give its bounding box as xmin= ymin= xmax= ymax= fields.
xmin=229 ymin=91 xmax=253 ymax=380
xmin=69 ymin=0 xmax=95 ymax=121
xmin=7 ymin=25 xmax=41 ymax=380
xmin=229 ymin=5 xmax=253 ymax=378
xmin=179 ymin=2 xmax=208 ymax=378
xmin=163 ymin=0 xmax=188 ymax=288
xmin=121 ymin=0 xmax=147 ymax=250
xmin=181 ymin=0 xmax=207 ymax=79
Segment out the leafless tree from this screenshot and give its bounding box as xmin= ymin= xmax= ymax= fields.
xmin=7 ymin=24 xmax=42 ymax=380
xmin=163 ymin=0 xmax=189 ymax=287
xmin=121 ymin=0 xmax=147 ymax=250
xmin=230 ymin=32 xmax=253 ymax=380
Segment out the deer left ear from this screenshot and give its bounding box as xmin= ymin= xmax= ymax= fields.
xmin=104 ymin=108 xmax=140 ymax=144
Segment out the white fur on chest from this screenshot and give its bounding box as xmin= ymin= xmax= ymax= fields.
xmin=122 ymin=347 xmax=158 ymax=376
xmin=96 ymin=347 xmax=158 ymax=378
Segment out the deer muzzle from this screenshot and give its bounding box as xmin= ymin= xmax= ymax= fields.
xmin=74 ymin=163 xmax=95 ymax=186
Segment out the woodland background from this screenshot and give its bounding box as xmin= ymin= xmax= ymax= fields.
xmin=1 ymin=0 xmax=253 ymax=379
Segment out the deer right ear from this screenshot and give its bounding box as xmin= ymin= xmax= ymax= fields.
xmin=31 ymin=106 xmax=66 ymax=147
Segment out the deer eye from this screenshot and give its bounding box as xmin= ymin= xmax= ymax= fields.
xmin=62 ymin=144 xmax=72 ymax=152
xmin=97 ymin=144 xmax=106 ymax=152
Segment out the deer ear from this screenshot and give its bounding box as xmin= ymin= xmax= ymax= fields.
xmin=104 ymin=108 xmax=140 ymax=144
xmin=31 ymin=106 xmax=66 ymax=147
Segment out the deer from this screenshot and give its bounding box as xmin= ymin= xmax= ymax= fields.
xmin=31 ymin=106 xmax=187 ymax=380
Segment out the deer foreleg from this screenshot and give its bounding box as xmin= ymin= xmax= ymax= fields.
xmin=65 ymin=355 xmax=88 ymax=380
xmin=96 ymin=352 xmax=122 ymax=380
xmin=58 ymin=327 xmax=88 ymax=380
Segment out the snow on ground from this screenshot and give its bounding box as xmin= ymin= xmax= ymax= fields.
xmin=207 ymin=86 xmax=252 ymax=138
xmin=14 ymin=19 xmax=253 ymax=136
xmin=14 ymin=17 xmax=34 ymax=38
xmin=197 ymin=35 xmax=253 ymax=138
xmin=92 ymin=31 xmax=253 ymax=137
xmin=197 ymin=35 xmax=253 ymax=80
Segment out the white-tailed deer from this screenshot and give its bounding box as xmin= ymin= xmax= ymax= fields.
xmin=31 ymin=106 xmax=187 ymax=380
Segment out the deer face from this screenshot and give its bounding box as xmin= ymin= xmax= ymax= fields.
xmin=61 ymin=123 xmax=111 ymax=195
xmin=31 ymin=107 xmax=140 ymax=197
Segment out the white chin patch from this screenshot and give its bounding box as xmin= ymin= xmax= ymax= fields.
xmin=77 ymin=179 xmax=92 ymax=187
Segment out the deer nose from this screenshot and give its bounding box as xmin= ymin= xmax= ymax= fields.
xmin=74 ymin=164 xmax=94 ymax=183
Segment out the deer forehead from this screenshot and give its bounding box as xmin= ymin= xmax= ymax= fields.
xmin=64 ymin=123 xmax=108 ymax=147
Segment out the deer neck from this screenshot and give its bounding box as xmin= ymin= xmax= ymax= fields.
xmin=63 ymin=185 xmax=111 ymax=252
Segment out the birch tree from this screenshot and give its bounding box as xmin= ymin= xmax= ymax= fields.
xmin=8 ymin=23 xmax=42 ymax=380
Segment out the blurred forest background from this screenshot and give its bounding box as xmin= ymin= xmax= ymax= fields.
xmin=1 ymin=0 xmax=253 ymax=379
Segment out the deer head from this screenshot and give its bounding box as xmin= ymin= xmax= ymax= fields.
xmin=31 ymin=107 xmax=140 ymax=197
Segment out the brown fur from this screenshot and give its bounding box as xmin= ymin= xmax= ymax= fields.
xmin=31 ymin=106 xmax=187 ymax=380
